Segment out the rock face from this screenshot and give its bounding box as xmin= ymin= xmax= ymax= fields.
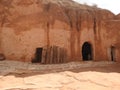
xmin=0 ymin=0 xmax=119 ymax=63
xmin=114 ymin=13 xmax=120 ymax=19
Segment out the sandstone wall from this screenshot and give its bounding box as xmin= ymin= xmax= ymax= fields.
xmin=0 ymin=0 xmax=117 ymax=63
xmin=102 ymin=20 xmax=120 ymax=62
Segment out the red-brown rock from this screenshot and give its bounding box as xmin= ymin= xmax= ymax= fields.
xmin=0 ymin=0 xmax=119 ymax=63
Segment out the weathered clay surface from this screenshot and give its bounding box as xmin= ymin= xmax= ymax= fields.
xmin=0 ymin=0 xmax=120 ymax=63
xmin=0 ymin=61 xmax=120 ymax=90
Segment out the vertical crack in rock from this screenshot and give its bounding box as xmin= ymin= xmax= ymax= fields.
xmin=93 ymin=17 xmax=97 ymax=34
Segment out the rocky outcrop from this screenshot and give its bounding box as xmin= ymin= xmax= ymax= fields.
xmin=0 ymin=0 xmax=117 ymax=62
xmin=0 ymin=0 xmax=114 ymax=30
xmin=114 ymin=13 xmax=120 ymax=19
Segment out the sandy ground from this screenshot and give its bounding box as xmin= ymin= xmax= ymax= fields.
xmin=0 ymin=60 xmax=120 ymax=90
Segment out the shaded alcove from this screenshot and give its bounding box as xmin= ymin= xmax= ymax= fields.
xmin=110 ymin=46 xmax=116 ymax=62
xmin=82 ymin=42 xmax=93 ymax=61
xmin=32 ymin=48 xmax=43 ymax=63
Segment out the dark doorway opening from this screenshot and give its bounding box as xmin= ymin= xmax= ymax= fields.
xmin=111 ymin=46 xmax=116 ymax=61
xmin=32 ymin=48 xmax=43 ymax=63
xmin=82 ymin=42 xmax=93 ymax=61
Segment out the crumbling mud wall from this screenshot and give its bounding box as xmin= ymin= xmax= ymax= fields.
xmin=0 ymin=0 xmax=117 ymax=63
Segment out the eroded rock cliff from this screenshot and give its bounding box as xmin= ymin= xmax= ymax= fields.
xmin=0 ymin=0 xmax=114 ymax=31
xmin=0 ymin=0 xmax=117 ymax=62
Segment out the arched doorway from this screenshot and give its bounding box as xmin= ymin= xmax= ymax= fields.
xmin=82 ymin=42 xmax=93 ymax=61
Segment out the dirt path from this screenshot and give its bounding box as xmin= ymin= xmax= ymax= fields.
xmin=0 ymin=61 xmax=120 ymax=90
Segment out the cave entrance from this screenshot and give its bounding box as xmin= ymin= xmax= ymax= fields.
xmin=32 ymin=48 xmax=43 ymax=63
xmin=110 ymin=46 xmax=116 ymax=61
xmin=82 ymin=42 xmax=93 ymax=61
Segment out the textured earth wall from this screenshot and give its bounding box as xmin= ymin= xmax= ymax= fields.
xmin=0 ymin=0 xmax=118 ymax=63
